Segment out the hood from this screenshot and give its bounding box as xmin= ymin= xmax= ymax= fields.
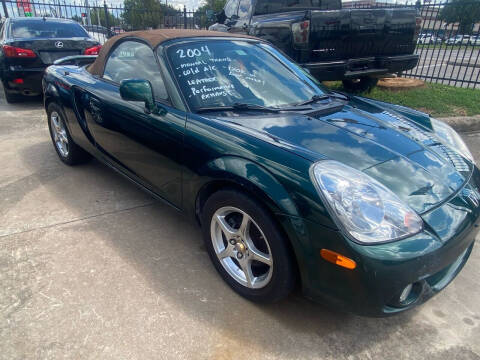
xmin=213 ymin=98 xmax=472 ymax=213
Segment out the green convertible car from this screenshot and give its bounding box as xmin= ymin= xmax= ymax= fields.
xmin=42 ymin=29 xmax=480 ymax=316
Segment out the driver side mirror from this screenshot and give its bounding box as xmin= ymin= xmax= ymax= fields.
xmin=120 ymin=79 xmax=155 ymax=114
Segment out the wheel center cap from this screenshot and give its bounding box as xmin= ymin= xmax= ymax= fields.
xmin=235 ymin=243 xmax=246 ymax=254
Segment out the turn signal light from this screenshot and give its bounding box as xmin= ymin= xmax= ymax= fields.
xmin=3 ymin=45 xmax=36 ymax=58
xmin=320 ymin=249 xmax=356 ymax=270
xmin=84 ymin=45 xmax=102 ymax=55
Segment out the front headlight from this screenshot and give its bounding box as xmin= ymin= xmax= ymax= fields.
xmin=311 ymin=161 xmax=423 ymax=244
xmin=431 ymin=118 xmax=475 ymax=163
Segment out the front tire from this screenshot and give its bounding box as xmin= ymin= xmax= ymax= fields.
xmin=342 ymin=76 xmax=379 ymax=93
xmin=47 ymin=103 xmax=91 ymax=165
xmin=201 ymin=189 xmax=296 ymax=303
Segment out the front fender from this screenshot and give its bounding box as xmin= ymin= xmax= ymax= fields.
xmin=186 ymin=155 xmax=319 ymax=292
xmin=199 ymin=155 xmax=300 ymax=217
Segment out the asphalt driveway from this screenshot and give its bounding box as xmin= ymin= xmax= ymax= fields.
xmin=1 ymin=91 xmax=480 ymax=360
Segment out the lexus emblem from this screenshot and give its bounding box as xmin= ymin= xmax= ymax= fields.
xmin=55 ymin=41 xmax=64 ymax=48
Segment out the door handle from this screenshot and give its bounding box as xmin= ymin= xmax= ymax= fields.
xmin=89 ymin=97 xmax=104 ymax=124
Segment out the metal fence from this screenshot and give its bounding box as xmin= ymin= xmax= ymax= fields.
xmin=346 ymin=0 xmax=480 ymax=89
xmin=1 ymin=0 xmax=479 ymax=89
xmin=405 ymin=0 xmax=480 ymax=89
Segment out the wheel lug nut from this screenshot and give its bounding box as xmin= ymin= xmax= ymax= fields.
xmin=230 ymin=239 xmax=236 ymax=245
xmin=237 ymin=253 xmax=243 ymax=259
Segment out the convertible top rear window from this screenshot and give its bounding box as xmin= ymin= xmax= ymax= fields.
xmin=166 ymin=40 xmax=322 ymax=110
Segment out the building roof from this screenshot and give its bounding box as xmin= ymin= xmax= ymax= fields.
xmin=88 ymin=29 xmax=253 ymax=76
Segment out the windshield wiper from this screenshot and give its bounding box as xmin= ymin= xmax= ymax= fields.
xmin=295 ymin=94 xmax=331 ymax=106
xmin=294 ymin=92 xmax=349 ymax=106
xmin=196 ymin=102 xmax=281 ymax=114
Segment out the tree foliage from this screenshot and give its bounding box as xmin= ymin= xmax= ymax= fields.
xmin=90 ymin=8 xmax=117 ymax=27
xmin=439 ymin=0 xmax=480 ymax=34
xmin=71 ymin=9 xmax=117 ymax=28
xmin=122 ymin=0 xmax=178 ymax=30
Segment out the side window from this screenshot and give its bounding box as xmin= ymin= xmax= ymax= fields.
xmin=224 ymin=0 xmax=240 ymax=19
xmin=103 ymin=40 xmax=168 ymax=101
xmin=238 ymin=0 xmax=253 ymax=20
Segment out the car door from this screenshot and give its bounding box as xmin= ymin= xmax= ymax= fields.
xmin=83 ymin=40 xmax=185 ymax=207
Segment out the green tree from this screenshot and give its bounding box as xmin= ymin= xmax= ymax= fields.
xmin=123 ymin=0 xmax=161 ymax=30
xmin=71 ymin=15 xmax=83 ymax=23
xmin=195 ymin=0 xmax=227 ymax=29
xmin=71 ymin=10 xmax=117 ymax=28
xmin=439 ymin=0 xmax=480 ymax=34
xmin=122 ymin=0 xmax=180 ymax=30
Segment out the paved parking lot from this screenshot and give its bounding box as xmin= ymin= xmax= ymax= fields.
xmin=1 ymin=92 xmax=480 ymax=360
xmin=407 ymin=48 xmax=480 ymax=88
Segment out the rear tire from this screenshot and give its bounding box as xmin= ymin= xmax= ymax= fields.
xmin=201 ymin=189 xmax=296 ymax=303
xmin=47 ymin=102 xmax=91 ymax=165
xmin=342 ymin=76 xmax=379 ymax=93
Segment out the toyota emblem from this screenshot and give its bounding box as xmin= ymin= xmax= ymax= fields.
xmin=55 ymin=41 xmax=64 ymax=48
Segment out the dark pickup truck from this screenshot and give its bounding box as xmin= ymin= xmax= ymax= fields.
xmin=209 ymin=0 xmax=421 ymax=91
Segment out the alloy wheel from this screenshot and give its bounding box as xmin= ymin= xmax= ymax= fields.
xmin=210 ymin=206 xmax=273 ymax=289
xmin=50 ymin=111 xmax=69 ymax=157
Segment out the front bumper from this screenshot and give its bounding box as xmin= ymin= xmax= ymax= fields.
xmin=302 ymin=54 xmax=419 ymax=81
xmin=2 ymin=67 xmax=46 ymax=96
xmin=285 ymin=167 xmax=480 ymax=317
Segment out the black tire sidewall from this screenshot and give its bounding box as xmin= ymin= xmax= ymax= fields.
xmin=201 ymin=189 xmax=295 ymax=303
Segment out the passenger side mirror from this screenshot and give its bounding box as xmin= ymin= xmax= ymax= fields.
xmin=120 ymin=79 xmax=155 ymax=114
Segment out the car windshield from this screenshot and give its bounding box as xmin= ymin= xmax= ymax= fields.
xmin=11 ymin=20 xmax=88 ymax=39
xmin=166 ymin=40 xmax=325 ymax=111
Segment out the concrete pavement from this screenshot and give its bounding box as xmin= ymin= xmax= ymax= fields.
xmin=1 ymin=96 xmax=480 ymax=360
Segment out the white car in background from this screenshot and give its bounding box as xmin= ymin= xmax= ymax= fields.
xmin=446 ymin=35 xmax=470 ymax=45
xmin=417 ymin=34 xmax=441 ymax=44
xmin=469 ymin=36 xmax=480 ymax=45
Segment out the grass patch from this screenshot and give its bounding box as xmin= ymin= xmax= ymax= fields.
xmin=323 ymin=81 xmax=480 ymax=117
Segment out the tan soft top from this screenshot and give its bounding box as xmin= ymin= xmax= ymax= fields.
xmin=88 ymin=29 xmax=254 ymax=76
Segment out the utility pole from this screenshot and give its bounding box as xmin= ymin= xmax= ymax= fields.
xmin=85 ymin=0 xmax=92 ymax=26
